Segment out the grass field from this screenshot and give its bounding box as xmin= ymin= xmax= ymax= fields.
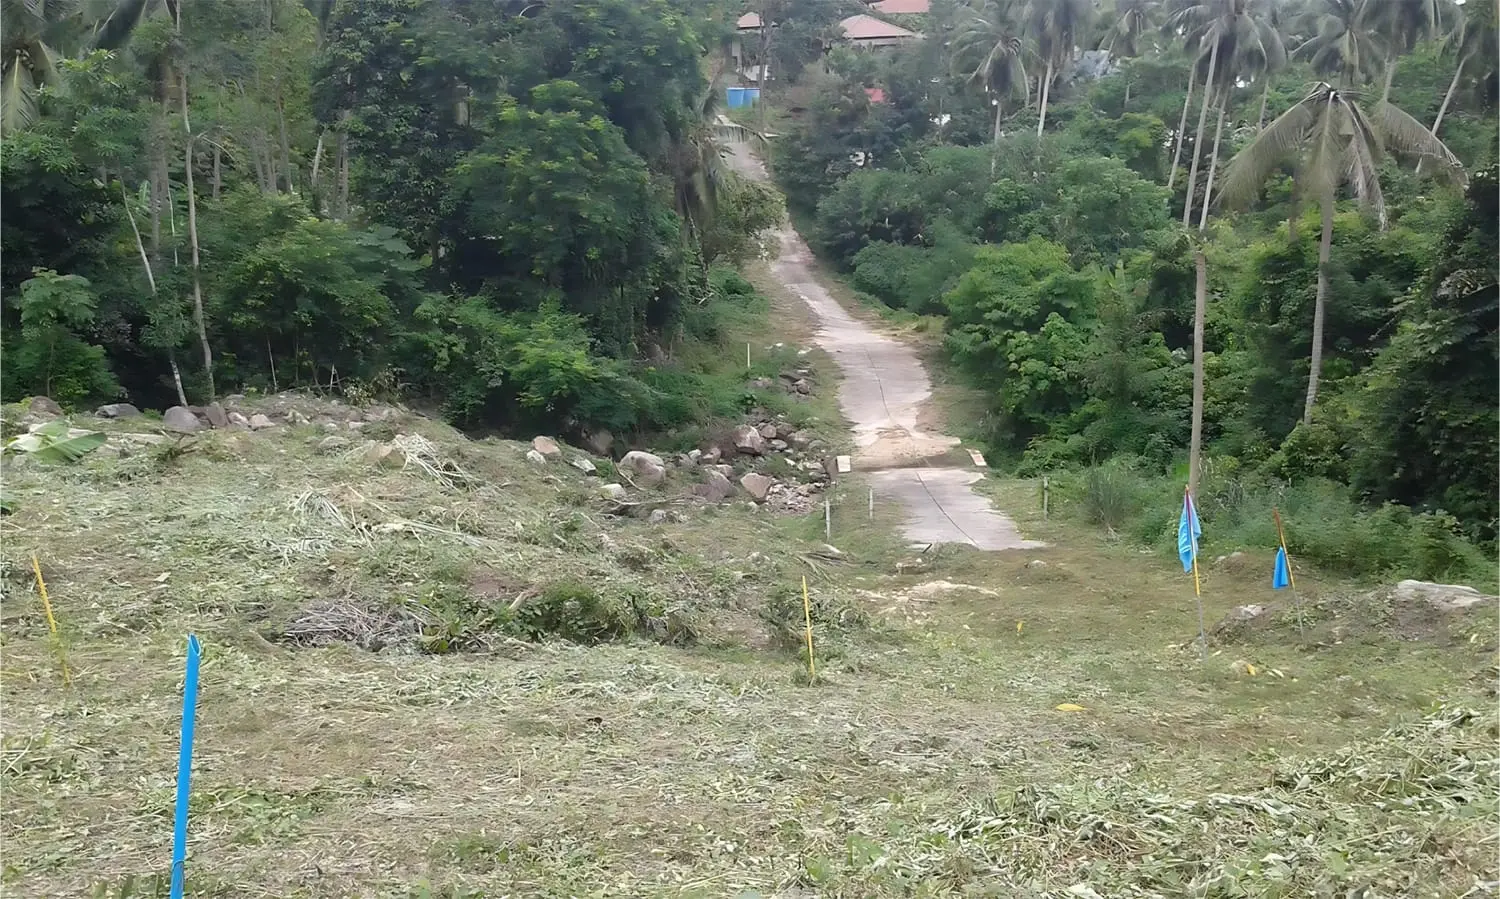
xmin=2 ymin=280 xmax=1497 ymax=897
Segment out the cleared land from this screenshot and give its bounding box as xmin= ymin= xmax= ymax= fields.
xmin=2 ymin=280 xmax=1496 ymax=897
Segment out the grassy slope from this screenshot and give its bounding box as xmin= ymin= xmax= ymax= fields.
xmin=2 ymin=278 xmax=1496 ymax=898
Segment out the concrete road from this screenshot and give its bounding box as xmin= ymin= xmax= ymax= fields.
xmin=734 ymin=141 xmax=1041 ymax=551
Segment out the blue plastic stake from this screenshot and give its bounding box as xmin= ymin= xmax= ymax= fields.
xmin=170 ymin=635 xmax=202 ymax=899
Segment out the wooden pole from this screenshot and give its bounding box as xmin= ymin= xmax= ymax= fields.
xmin=800 ymin=576 xmax=816 ymax=680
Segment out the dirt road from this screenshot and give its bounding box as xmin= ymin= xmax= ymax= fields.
xmin=734 ymin=141 xmax=1040 ymax=551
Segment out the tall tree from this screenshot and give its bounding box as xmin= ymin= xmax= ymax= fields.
xmin=1431 ymin=0 xmax=1498 ymax=134
xmin=951 ymin=0 xmax=1028 ymax=174
xmin=1026 ymin=0 xmax=1092 ymax=136
xmin=1368 ymin=0 xmax=1456 ymax=106
xmin=1294 ymin=0 xmax=1385 ymax=88
xmin=1219 ymin=81 xmax=1466 ymax=422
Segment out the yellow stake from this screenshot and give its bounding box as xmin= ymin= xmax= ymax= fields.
xmin=31 ymin=554 xmax=73 ymax=686
xmin=800 ymin=576 xmax=816 ymax=680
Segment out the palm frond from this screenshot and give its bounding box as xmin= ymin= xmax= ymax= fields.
xmin=1218 ymin=94 xmax=1316 ymax=209
xmin=1375 ymin=102 xmax=1468 ymax=187
xmin=1 ymin=54 xmax=39 ymax=135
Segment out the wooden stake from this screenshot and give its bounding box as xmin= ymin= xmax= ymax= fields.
xmin=31 ymin=555 xmax=72 ymax=686
xmin=801 ymin=576 xmax=816 ymax=680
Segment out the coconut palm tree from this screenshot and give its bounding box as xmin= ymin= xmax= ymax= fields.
xmin=1025 ymin=0 xmax=1092 ymax=136
xmin=1431 ymin=0 xmax=1498 ymax=134
xmin=1 ymin=0 xmax=90 ymax=134
xmin=1168 ymin=0 xmax=1286 ymax=226
xmin=1294 ymin=0 xmax=1385 ymax=88
xmin=1101 ymin=0 xmax=1157 ymax=58
xmin=1218 ymin=81 xmax=1466 ymax=422
xmin=1367 ymin=0 xmax=1457 ymax=105
xmin=950 ymin=0 xmax=1029 ymax=173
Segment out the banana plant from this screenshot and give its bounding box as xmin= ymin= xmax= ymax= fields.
xmin=3 ymin=420 xmax=107 ymax=463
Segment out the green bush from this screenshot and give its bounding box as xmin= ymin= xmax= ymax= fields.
xmin=512 ymin=581 xmax=632 ymax=645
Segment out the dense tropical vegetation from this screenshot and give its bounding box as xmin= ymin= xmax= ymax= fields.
xmin=2 ymin=0 xmax=781 ymax=435
xmin=768 ymin=0 xmax=1496 ymax=571
xmin=2 ymin=0 xmax=1495 ymax=575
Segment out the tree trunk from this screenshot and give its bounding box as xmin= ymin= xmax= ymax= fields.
xmin=1303 ymin=195 xmax=1334 ymax=423
xmin=276 ymin=86 xmax=293 ymax=192
xmin=1257 ymin=79 xmax=1269 ymax=130
xmin=179 ymin=55 xmax=215 ymax=400
xmin=990 ymin=97 xmax=1003 ymax=176
xmin=311 ymin=129 xmax=326 ymax=187
xmin=336 ymin=119 xmax=350 ymax=219
xmin=1035 ymin=58 xmax=1054 ymax=137
xmin=1431 ymin=53 xmax=1468 ymax=135
xmin=1189 ymin=249 xmax=1207 ymax=500
xmin=1380 ymin=57 xmax=1396 ymax=107
xmin=1198 ymin=96 xmax=1228 ymax=231
xmin=169 ymin=356 xmax=189 ymax=408
xmin=1182 ymin=41 xmax=1219 ymax=226
xmin=1168 ymin=68 xmax=1196 ymax=191
xmin=211 ymin=144 xmax=221 ymax=199
xmin=1124 ymin=80 xmax=1131 ymax=107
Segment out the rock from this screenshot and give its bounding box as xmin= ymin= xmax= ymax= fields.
xmin=1226 ymin=604 xmax=1267 ymax=622
xmin=345 ymin=420 xmax=365 ymax=431
xmin=769 ymin=439 xmax=789 ymax=452
xmin=584 ymin=429 xmax=614 ymax=456
xmin=773 ymin=421 xmax=795 ymax=439
xmin=599 ymin=483 xmax=629 ymax=502
xmin=733 ymin=425 xmax=767 ymax=456
xmin=531 ymin=436 xmax=562 ymax=458
xmin=204 ymin=402 xmax=229 ymax=429
xmin=287 ymin=410 xmax=309 ymax=425
xmin=648 ymin=509 xmax=670 ymax=525
xmin=1229 ymin=659 xmax=1256 ymax=675
xmin=675 ymin=453 xmax=698 ymax=469
xmin=711 ymin=464 xmax=736 ymax=478
xmin=96 ymin=403 xmax=141 ymax=419
xmin=364 ymin=442 xmax=401 ymax=467
xmin=688 ymin=449 xmax=702 ymax=463
xmin=525 ymin=449 xmax=548 ymax=465
xmin=229 ymin=412 xmax=251 ymax=427
xmin=1392 ymin=580 xmax=1497 ymax=612
xmin=27 ymin=396 xmax=63 ymax=417
xmin=570 ymin=457 xmax=598 ymax=475
xmin=620 ymin=450 xmax=667 ymax=487
xmin=248 ymin=413 xmax=276 ymax=430
xmin=694 ymin=469 xmax=735 ymax=502
xmin=317 ymin=435 xmax=350 ymax=455
xmin=740 ymin=472 xmax=775 ymax=502
xmin=788 ymin=430 xmax=815 ymax=450
xmin=757 ymin=423 xmax=778 ymax=440
xmin=700 ymin=446 xmax=723 ymax=465
xmin=750 ymin=377 xmax=774 ymax=390
xmin=162 ymin=406 xmax=203 ymax=433
xmin=1214 ymin=551 xmax=1247 ymax=566
xmin=792 ymin=378 xmax=812 ymax=395
xmin=1025 ymin=559 xmax=1048 ymax=570
xmin=364 ymin=405 xmax=396 ymax=422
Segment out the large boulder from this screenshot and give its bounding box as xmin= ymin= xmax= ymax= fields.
xmin=204 ymin=402 xmax=230 ymax=429
xmin=531 ymin=436 xmax=562 ymax=458
xmin=620 ymin=450 xmax=667 ymax=487
xmin=700 ymin=445 xmax=723 ymax=465
xmin=757 ymin=423 xmax=778 ymax=440
xmin=27 ymin=397 xmax=63 ymax=417
xmin=248 ymin=413 xmax=276 ymax=430
xmin=733 ymin=425 xmax=767 ymax=456
xmin=1392 ymin=580 xmax=1497 ymax=612
xmin=693 ymin=469 xmax=735 ymax=502
xmin=96 ymin=403 xmax=141 ymax=419
xmin=162 ymin=406 xmax=203 ymax=433
xmin=740 ymin=472 xmax=775 ymax=502
xmin=599 ymin=483 xmax=629 ymax=502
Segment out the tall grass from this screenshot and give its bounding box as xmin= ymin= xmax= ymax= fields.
xmin=1055 ymin=459 xmax=1498 ymax=588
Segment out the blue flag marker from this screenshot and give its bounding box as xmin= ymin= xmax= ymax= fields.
xmin=1177 ymin=491 xmax=1201 ymax=573
xmin=1273 ymin=546 xmax=1291 ymax=589
xmin=171 ymin=635 xmax=202 ymax=899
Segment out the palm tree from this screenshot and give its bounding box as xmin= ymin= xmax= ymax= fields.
xmin=1219 ymin=81 xmax=1465 ymax=422
xmin=1294 ymin=0 xmax=1385 ymax=88
xmin=1101 ymin=0 xmax=1157 ymax=58
xmin=951 ymin=0 xmax=1028 ymax=173
xmin=1169 ymin=0 xmax=1286 ymax=227
xmin=1 ymin=0 xmax=89 ymax=134
xmin=1367 ymin=0 xmax=1456 ymax=106
xmin=1431 ymin=0 xmax=1498 ymax=135
xmin=1025 ymin=0 xmax=1092 ymax=136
